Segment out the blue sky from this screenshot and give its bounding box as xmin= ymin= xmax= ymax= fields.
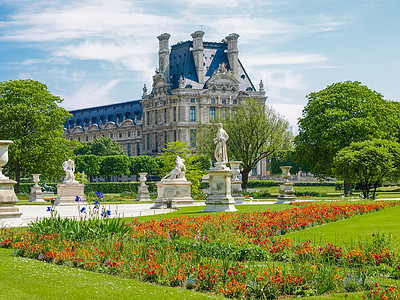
xmin=0 ymin=0 xmax=399 ymax=131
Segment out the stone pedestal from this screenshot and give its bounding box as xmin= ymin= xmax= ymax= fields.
xmin=55 ymin=183 xmax=86 ymax=205
xmin=203 ymin=166 xmax=237 ymax=212
xmin=29 ymin=186 xmax=45 ymax=202
xmin=136 ymin=173 xmax=151 ymax=201
xmin=151 ymin=179 xmax=193 ymax=209
xmin=232 ymin=181 xmax=245 ymax=204
xmin=0 ymin=179 xmax=22 ymax=225
xmin=0 ymin=140 xmax=22 ymax=225
xmin=230 ymin=161 xmax=244 ymax=205
xmin=276 ymin=166 xmax=296 ymax=204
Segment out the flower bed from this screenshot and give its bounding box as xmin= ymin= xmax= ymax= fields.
xmin=1 ymin=201 xmax=400 ymax=299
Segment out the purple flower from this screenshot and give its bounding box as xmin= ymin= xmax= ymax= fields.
xmin=46 ymin=206 xmax=53 ymax=212
xmin=75 ymin=196 xmax=81 ymax=202
xmin=80 ymin=207 xmax=86 ymax=213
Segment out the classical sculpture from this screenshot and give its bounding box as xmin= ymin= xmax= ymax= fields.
xmin=62 ymin=159 xmax=78 ymax=184
xmin=214 ymin=123 xmax=229 ymax=165
xmin=162 ymin=156 xmax=186 ymax=180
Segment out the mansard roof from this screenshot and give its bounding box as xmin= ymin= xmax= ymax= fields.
xmin=169 ymin=41 xmax=255 ymax=91
xmin=64 ymin=100 xmax=142 ymax=129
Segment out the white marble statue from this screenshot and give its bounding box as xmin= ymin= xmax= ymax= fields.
xmin=162 ymin=156 xmax=186 ymax=180
xmin=62 ymin=159 xmax=79 ymax=184
xmin=214 ymin=123 xmax=229 ymax=165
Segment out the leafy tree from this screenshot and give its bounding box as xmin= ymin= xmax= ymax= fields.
xmin=74 ymin=143 xmax=92 ymax=156
xmin=100 ymin=155 xmax=130 ymax=178
xmin=75 ymin=155 xmax=103 ymax=181
xmin=0 ymin=79 xmax=76 ymax=192
xmin=86 ymin=137 xmax=125 ymax=156
xmin=270 ymin=150 xmax=309 ymax=175
xmin=158 ymin=141 xmax=207 ymax=193
xmin=196 ymin=98 xmax=292 ymax=190
xmin=333 ymin=139 xmax=400 ymax=199
xmin=295 ymin=81 xmax=400 ymax=182
xmin=129 ymin=155 xmax=159 ymax=176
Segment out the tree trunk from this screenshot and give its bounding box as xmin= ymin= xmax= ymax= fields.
xmin=344 ymin=181 xmax=352 ymax=196
xmin=15 ymin=163 xmax=20 ymax=194
xmin=372 ymin=182 xmax=379 ymax=200
xmin=241 ymin=168 xmax=252 ymax=191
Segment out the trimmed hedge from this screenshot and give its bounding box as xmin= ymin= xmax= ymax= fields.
xmin=18 ymin=183 xmax=57 ymax=194
xmin=199 ymin=180 xmax=336 ymax=190
xmin=18 ymin=182 xmax=157 ymax=194
xmin=84 ymin=182 xmax=157 ymax=194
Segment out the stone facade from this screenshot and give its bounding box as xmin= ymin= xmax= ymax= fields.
xmin=63 ymin=31 xmax=268 ymax=177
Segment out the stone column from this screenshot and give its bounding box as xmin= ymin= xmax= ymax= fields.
xmin=136 ymin=173 xmax=151 ymax=201
xmin=0 ymin=140 xmax=22 ymax=225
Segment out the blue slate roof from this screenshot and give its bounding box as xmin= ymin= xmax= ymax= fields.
xmin=65 ymin=100 xmax=142 ymax=129
xmin=169 ymin=41 xmax=255 ymax=91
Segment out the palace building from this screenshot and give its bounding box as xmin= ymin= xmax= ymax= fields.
xmin=63 ymin=31 xmax=268 ymax=177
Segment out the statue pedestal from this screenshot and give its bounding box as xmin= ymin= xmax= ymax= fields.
xmin=151 ymin=179 xmax=193 ymax=209
xmin=55 ymin=183 xmax=86 ymax=205
xmin=136 ymin=183 xmax=151 ymax=201
xmin=29 ymin=186 xmax=45 ymax=202
xmin=276 ymin=182 xmax=296 ymax=204
xmin=232 ymin=180 xmax=245 ymax=204
xmin=203 ymin=167 xmax=237 ymax=212
xmin=0 ymin=179 xmax=22 ymax=225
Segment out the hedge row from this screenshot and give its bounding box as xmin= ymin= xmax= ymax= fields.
xmin=200 ymin=180 xmax=336 ymax=190
xmin=18 ymin=182 xmax=157 ymax=194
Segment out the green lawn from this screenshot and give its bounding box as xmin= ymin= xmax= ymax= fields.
xmin=285 ymin=204 xmax=400 ymax=247
xmin=0 ymin=248 xmax=220 ymax=300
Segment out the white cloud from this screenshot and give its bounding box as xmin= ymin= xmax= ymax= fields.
xmin=244 ymin=53 xmax=328 ymax=67
xmin=270 ymin=103 xmax=304 ymax=133
xmin=62 ymin=79 xmax=122 ymax=110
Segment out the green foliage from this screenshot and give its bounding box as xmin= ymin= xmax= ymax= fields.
xmin=0 ymin=79 xmax=76 ymax=189
xmin=333 ymin=139 xmax=400 ymax=199
xmin=100 ymin=155 xmax=130 ymax=176
xmin=270 ymin=150 xmax=309 ymax=175
xmin=74 ymin=172 xmax=89 ymax=184
xmin=83 ymin=182 xmax=157 ymax=194
xmin=74 ymin=137 xmax=125 ymax=156
xmin=129 ymin=155 xmax=159 ymax=175
xmin=75 ymin=155 xmax=103 ymax=176
xmin=158 ymin=141 xmax=207 ymax=193
xmin=29 ymin=216 xmax=131 ymax=241
xmin=196 ymin=98 xmax=293 ymax=189
xmin=295 ymin=81 xmax=400 ymax=179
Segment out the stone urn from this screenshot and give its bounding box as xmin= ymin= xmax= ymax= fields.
xmin=139 ymin=173 xmax=147 ymax=186
xmin=280 ymin=166 xmax=291 ymax=182
xmin=137 ymin=172 xmax=151 ymax=201
xmin=276 ymin=166 xmax=296 ymax=203
xmin=0 ymin=140 xmax=22 ymax=223
xmin=0 ymin=140 xmax=13 ymax=180
xmin=230 ymin=161 xmax=241 ymax=182
xmin=32 ymin=174 xmax=41 ymax=188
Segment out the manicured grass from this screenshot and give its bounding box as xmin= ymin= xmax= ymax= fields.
xmin=285 ymin=204 xmax=400 ymax=246
xmin=0 ymin=248 xmax=220 ymax=300
xmin=129 ymin=203 xmax=290 ymax=222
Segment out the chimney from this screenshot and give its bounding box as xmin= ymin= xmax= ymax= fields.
xmin=191 ymin=30 xmax=205 ymax=84
xmin=225 ymin=33 xmax=239 ymax=79
xmin=157 ymin=33 xmax=171 ymax=80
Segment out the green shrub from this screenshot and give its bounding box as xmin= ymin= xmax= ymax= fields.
xmin=84 ymin=182 xmax=157 ymax=194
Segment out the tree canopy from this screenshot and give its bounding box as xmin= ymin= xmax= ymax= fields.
xmin=129 ymin=155 xmax=159 ymax=176
xmin=196 ymin=98 xmax=292 ymax=189
xmin=294 ymin=81 xmax=400 ymax=179
xmin=0 ymin=79 xmax=76 ymax=191
xmin=333 ymin=139 xmax=400 ymax=199
xmin=74 ymin=137 xmax=125 ymax=156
